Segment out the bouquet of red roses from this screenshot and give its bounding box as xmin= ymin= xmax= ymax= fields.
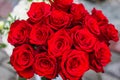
xmin=8 ymin=0 xmax=119 ymax=80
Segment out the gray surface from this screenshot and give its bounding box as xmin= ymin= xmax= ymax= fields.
xmin=0 ymin=0 xmax=18 ymax=20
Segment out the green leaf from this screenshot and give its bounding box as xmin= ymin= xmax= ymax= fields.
xmin=0 ymin=30 xmax=4 ymax=34
xmin=27 ymin=0 xmax=33 ymax=2
xmin=0 ymin=43 xmax=6 ymax=49
xmin=8 ymin=61 xmax=11 ymax=65
xmin=41 ymin=77 xmax=47 ymax=80
xmin=18 ymin=77 xmax=26 ymax=80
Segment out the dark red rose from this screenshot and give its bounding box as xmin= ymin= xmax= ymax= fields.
xmin=49 ymin=0 xmax=73 ymax=11
xmin=92 ymin=8 xmax=108 ymax=26
xmin=84 ymin=15 xmax=100 ymax=35
xmin=71 ymin=28 xmax=97 ymax=52
xmin=90 ymin=41 xmax=111 ymax=72
xmin=34 ymin=53 xmax=57 ymax=79
xmin=8 ymin=20 xmax=31 ymax=46
xmin=17 ymin=67 xmax=34 ymax=79
xmin=47 ymin=10 xmax=72 ymax=30
xmin=48 ymin=29 xmax=72 ymax=57
xmin=27 ymin=2 xmax=50 ymax=23
xmin=30 ymin=23 xmax=53 ymax=45
xmin=10 ymin=44 xmax=34 ymax=78
xmin=106 ymin=24 xmax=119 ymax=42
xmin=70 ymin=3 xmax=89 ymax=24
xmin=61 ymin=50 xmax=89 ymax=80
xmin=100 ymin=24 xmax=119 ymax=42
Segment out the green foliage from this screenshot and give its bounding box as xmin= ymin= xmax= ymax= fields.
xmin=7 ymin=61 xmax=11 ymax=64
xmin=0 ymin=14 xmax=17 ymax=49
xmin=0 ymin=43 xmax=6 ymax=49
xmin=41 ymin=77 xmax=47 ymax=80
xmin=5 ymin=14 xmax=17 ymax=31
xmin=0 ymin=14 xmax=17 ymax=35
xmin=18 ymin=77 xmax=26 ymax=80
xmin=27 ymin=0 xmax=33 ymax=2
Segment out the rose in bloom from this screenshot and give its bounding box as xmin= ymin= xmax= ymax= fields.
xmin=92 ymin=8 xmax=108 ymax=26
xmin=48 ymin=29 xmax=72 ymax=57
xmin=34 ymin=53 xmax=57 ymax=79
xmin=8 ymin=20 xmax=31 ymax=46
xmin=50 ymin=0 xmax=73 ymax=11
xmin=30 ymin=23 xmax=53 ymax=45
xmin=106 ymin=24 xmax=119 ymax=42
xmin=71 ymin=28 xmax=97 ymax=52
xmin=10 ymin=44 xmax=34 ymax=78
xmin=47 ymin=10 xmax=72 ymax=30
xmin=61 ymin=50 xmax=89 ymax=80
xmin=89 ymin=41 xmax=111 ymax=72
xmin=70 ymin=25 xmax=82 ymax=39
xmin=100 ymin=24 xmax=119 ymax=42
xmin=70 ymin=3 xmax=88 ymax=24
xmin=84 ymin=15 xmax=100 ymax=35
xmin=27 ymin=2 xmax=50 ymax=23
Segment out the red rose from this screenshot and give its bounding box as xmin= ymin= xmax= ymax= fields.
xmin=84 ymin=15 xmax=100 ymax=35
xmin=27 ymin=2 xmax=50 ymax=23
xmin=71 ymin=28 xmax=97 ymax=52
xmin=30 ymin=23 xmax=53 ymax=45
xmin=90 ymin=41 xmax=111 ymax=72
xmin=61 ymin=50 xmax=89 ymax=80
xmin=100 ymin=24 xmax=119 ymax=42
xmin=34 ymin=53 xmax=57 ymax=79
xmin=70 ymin=3 xmax=89 ymax=24
xmin=49 ymin=0 xmax=73 ymax=11
xmin=47 ymin=10 xmax=72 ymax=30
xmin=8 ymin=20 xmax=31 ymax=46
xmin=10 ymin=44 xmax=34 ymax=78
xmin=48 ymin=29 xmax=72 ymax=57
xmin=70 ymin=25 xmax=82 ymax=37
xmin=92 ymin=8 xmax=108 ymax=26
xmin=106 ymin=24 xmax=119 ymax=42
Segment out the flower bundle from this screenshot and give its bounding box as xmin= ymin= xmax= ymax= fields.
xmin=8 ymin=0 xmax=119 ymax=80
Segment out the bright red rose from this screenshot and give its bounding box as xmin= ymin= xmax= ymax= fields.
xmin=61 ymin=50 xmax=89 ymax=80
xmin=100 ymin=24 xmax=119 ymax=42
xmin=10 ymin=44 xmax=34 ymax=78
xmin=48 ymin=29 xmax=72 ymax=57
xmin=27 ymin=2 xmax=50 ymax=23
xmin=71 ymin=28 xmax=97 ymax=52
xmin=70 ymin=3 xmax=89 ymax=24
xmin=47 ymin=10 xmax=72 ymax=30
xmin=8 ymin=20 xmax=31 ymax=46
xmin=89 ymin=41 xmax=111 ymax=72
xmin=92 ymin=8 xmax=108 ymax=26
xmin=49 ymin=0 xmax=73 ymax=11
xmin=84 ymin=15 xmax=100 ymax=35
xmin=30 ymin=23 xmax=53 ymax=45
xmin=34 ymin=53 xmax=57 ymax=79
xmin=70 ymin=25 xmax=82 ymax=39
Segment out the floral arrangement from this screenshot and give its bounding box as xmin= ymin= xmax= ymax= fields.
xmin=7 ymin=0 xmax=119 ymax=80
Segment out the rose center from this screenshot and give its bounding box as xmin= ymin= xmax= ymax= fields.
xmin=19 ymin=53 xmax=29 ymax=65
xmin=69 ymin=58 xmax=80 ymax=69
xmin=40 ymin=59 xmax=51 ymax=69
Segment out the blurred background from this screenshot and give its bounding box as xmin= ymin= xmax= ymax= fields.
xmin=0 ymin=0 xmax=120 ymax=80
